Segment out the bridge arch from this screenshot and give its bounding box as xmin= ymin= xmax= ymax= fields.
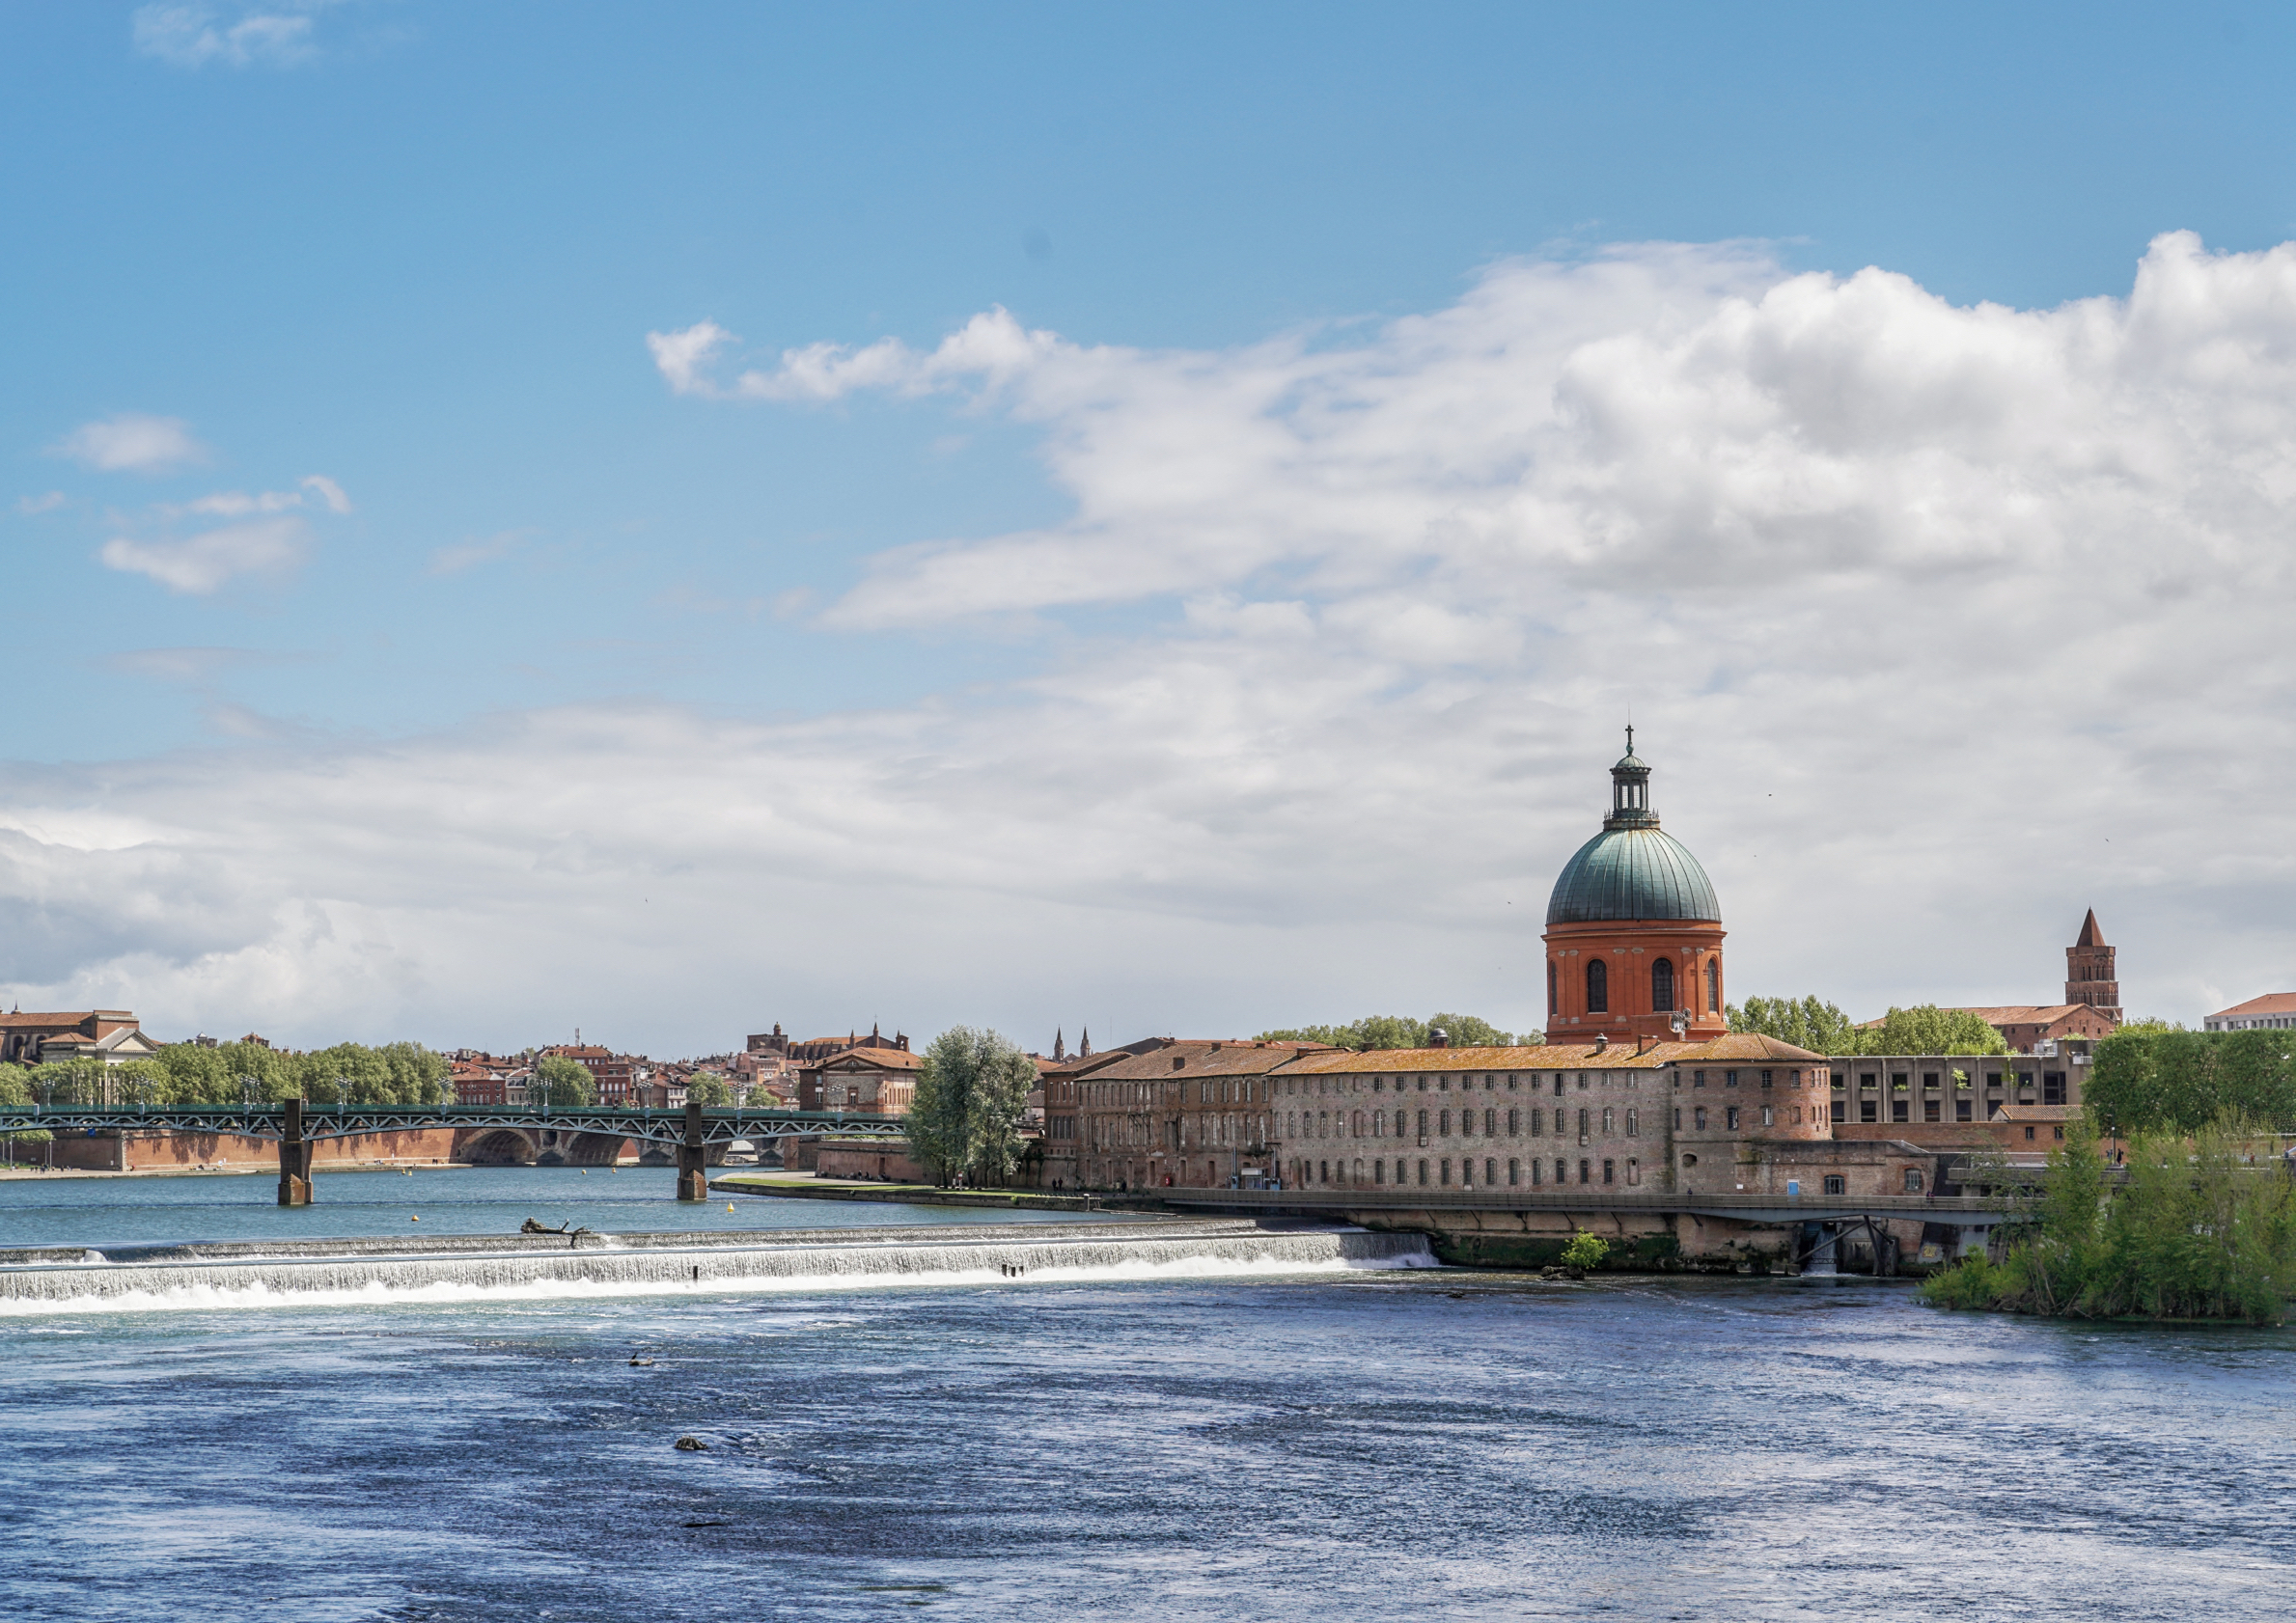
xmin=457 ymin=1128 xmax=538 ymax=1166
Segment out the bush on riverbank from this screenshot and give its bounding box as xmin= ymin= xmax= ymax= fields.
xmin=1922 ymin=1118 xmax=2296 ymax=1324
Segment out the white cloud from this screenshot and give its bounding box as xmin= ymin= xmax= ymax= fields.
xmin=132 ymin=4 xmax=320 ymax=69
xmin=52 ymin=413 xmax=207 ymax=473
xmin=101 ymin=475 xmax=349 ymax=592
xmin=15 ymin=492 xmax=66 ymax=514
xmin=9 ymin=234 xmax=2296 ymax=1050
xmin=301 ymin=474 xmax=352 ymax=514
xmin=427 ymin=528 xmax=531 ymax=577
xmin=647 ymin=308 xmax=1059 ymax=402
xmin=101 ymin=515 xmax=311 ymax=593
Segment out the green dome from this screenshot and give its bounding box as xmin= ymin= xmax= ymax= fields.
xmin=1546 ymin=825 xmax=1720 ymax=924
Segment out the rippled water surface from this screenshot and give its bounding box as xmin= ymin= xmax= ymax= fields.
xmin=2 ymin=1187 xmax=2291 ymax=1621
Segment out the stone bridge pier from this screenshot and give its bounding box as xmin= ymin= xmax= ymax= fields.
xmin=278 ymin=1098 xmax=315 ymax=1206
xmin=677 ymin=1100 xmax=708 ymax=1201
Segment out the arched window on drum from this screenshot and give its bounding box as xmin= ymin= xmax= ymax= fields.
xmin=1706 ymin=958 xmax=1721 ymax=1014
xmin=1650 ymin=957 xmax=1674 ymax=1013
xmin=1586 ymin=957 xmax=1609 ymax=1013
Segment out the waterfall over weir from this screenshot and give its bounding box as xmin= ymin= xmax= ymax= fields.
xmin=0 ymin=1219 xmax=1435 ymax=1313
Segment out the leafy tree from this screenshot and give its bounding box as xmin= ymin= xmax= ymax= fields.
xmin=905 ymin=1026 xmax=1038 ymax=1187
xmin=1924 ymin=1114 xmax=2296 ymax=1323
xmin=1254 ymin=1013 xmax=1529 ymax=1051
xmin=1729 ymin=998 xmax=2008 ymax=1057
xmin=686 ymin=1074 xmax=732 ymax=1106
xmin=1728 ymin=996 xmax=1861 ymax=1055
xmin=25 ymin=1058 xmax=107 ymax=1106
xmin=534 ymin=1056 xmax=595 ymax=1107
xmin=0 ymin=1063 xmax=34 ymax=1146
xmin=1855 ymin=1005 xmax=2009 ymax=1058
xmin=2088 ymin=1027 xmax=2296 ymax=1138
xmin=1561 ymin=1232 xmax=1609 ymax=1271
xmin=154 ymin=1041 xmax=294 ymax=1104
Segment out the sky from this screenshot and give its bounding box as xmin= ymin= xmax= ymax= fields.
xmin=5 ymin=2 xmax=2296 ymax=1056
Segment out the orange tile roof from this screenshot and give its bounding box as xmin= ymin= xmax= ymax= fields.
xmin=2209 ymin=992 xmax=2296 ymax=1019
xmin=1075 ymin=1039 xmax=1338 ymax=1080
xmin=811 ymin=1047 xmax=923 ymax=1071
xmin=1860 ymin=1005 xmax=2098 ymax=1028
xmin=1277 ymin=1032 xmax=1824 ymax=1074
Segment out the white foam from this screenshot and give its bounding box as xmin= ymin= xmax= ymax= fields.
xmin=0 ymin=1231 xmax=1437 ymax=1317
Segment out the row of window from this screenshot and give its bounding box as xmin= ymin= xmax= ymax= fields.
xmin=1285 ymin=1106 xmax=1646 ymax=1141
xmin=1289 ymin=1155 xmax=1646 ymax=1189
xmin=1551 ymin=955 xmax=1721 ymax=1016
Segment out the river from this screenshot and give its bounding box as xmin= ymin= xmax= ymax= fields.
xmin=2 ymin=1169 xmax=2290 ymax=1621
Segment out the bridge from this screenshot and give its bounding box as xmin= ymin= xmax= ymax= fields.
xmin=0 ymin=1099 xmax=905 ymax=1205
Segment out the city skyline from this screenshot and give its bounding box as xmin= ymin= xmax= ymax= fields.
xmin=6 ymin=5 xmax=2296 ymax=1053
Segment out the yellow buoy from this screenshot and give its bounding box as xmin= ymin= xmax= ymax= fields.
xmin=726 ymin=1202 xmax=735 ymax=1212
xmin=411 ymin=1215 xmax=420 ymax=1222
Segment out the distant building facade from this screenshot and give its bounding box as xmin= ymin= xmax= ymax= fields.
xmin=2203 ymin=993 xmax=2296 ymax=1032
xmin=0 ymin=1010 xmax=159 ymax=1067
xmin=749 ymin=1023 xmax=910 ymax=1064
xmin=797 ymin=1043 xmax=922 ymax=1115
xmin=1903 ymin=911 xmax=2124 ymax=1050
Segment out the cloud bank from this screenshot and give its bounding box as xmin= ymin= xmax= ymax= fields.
xmin=8 ymin=234 xmax=2295 ymax=1050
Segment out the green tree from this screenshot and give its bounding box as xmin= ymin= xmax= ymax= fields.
xmin=1854 ymin=1005 xmax=2009 ymax=1058
xmin=1561 ymin=1231 xmax=1610 ymax=1271
xmin=686 ymin=1074 xmax=732 ymax=1105
xmin=26 ymin=1058 xmax=107 ymax=1106
xmin=1728 ymin=996 xmax=1860 ymax=1054
xmin=2088 ymin=1027 xmax=2296 ymax=1138
xmin=1925 ymin=1114 xmax=2296 ymax=1323
xmin=0 ymin=1063 xmax=38 ymax=1148
xmin=1254 ymin=1013 xmax=1528 ymax=1051
xmin=904 ymin=1026 xmax=1038 ymax=1187
xmin=534 ymin=1056 xmax=595 ymax=1107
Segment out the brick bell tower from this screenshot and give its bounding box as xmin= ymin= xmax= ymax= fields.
xmin=2065 ymin=908 xmax=2122 ymax=1027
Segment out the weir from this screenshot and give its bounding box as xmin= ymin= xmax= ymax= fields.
xmin=0 ymin=1220 xmax=1434 ymax=1309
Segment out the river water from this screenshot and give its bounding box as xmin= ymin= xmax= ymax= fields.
xmin=2 ymin=1172 xmax=2291 ymax=1621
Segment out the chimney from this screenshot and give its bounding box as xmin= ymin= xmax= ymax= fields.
xmin=1594 ymin=1032 xmax=1609 ymax=1054
xmin=1635 ymin=1034 xmax=1653 ymax=1057
xmin=1428 ymin=1027 xmax=1451 ymax=1049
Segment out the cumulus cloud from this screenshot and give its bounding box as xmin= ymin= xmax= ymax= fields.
xmin=647 ymin=308 xmax=1061 ymax=402
xmin=131 ymin=4 xmax=320 ymax=69
xmin=101 ymin=515 xmax=312 ymax=594
xmin=9 ymin=234 xmax=2296 ymax=1048
xmin=52 ymin=413 xmax=207 ymax=473
xmin=99 ymin=475 xmax=349 ymax=593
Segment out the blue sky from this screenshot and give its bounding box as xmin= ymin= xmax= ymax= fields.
xmin=6 ymin=3 xmax=2296 ymax=1052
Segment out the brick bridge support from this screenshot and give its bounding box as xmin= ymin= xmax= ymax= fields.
xmin=277 ymin=1097 xmax=314 ymax=1206
xmin=677 ymin=1100 xmax=708 ymax=1201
